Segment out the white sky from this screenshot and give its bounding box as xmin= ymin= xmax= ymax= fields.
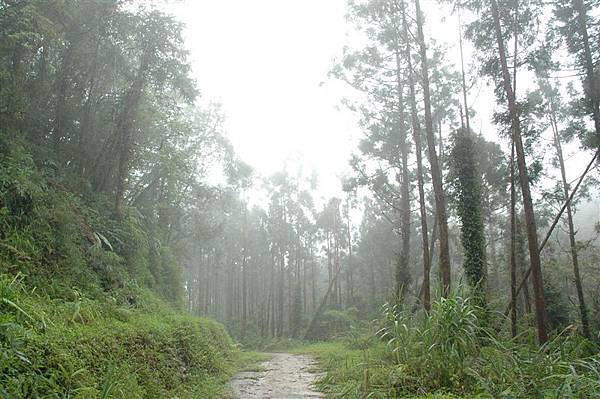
xmin=168 ymin=0 xmax=597 ymax=218
xmin=170 ymin=0 xmax=362 ymax=202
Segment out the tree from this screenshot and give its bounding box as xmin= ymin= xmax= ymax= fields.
xmin=553 ymin=0 xmax=600 ymax=150
xmin=490 ymin=0 xmax=548 ymax=343
xmin=415 ymin=0 xmax=452 ymax=296
xmin=531 ymin=79 xmax=591 ymax=337
xmin=402 ymin=3 xmax=432 ymax=310
xmin=461 ymin=0 xmax=550 ymax=344
xmin=449 ymin=129 xmax=487 ymax=300
xmin=334 ymin=0 xmax=414 ymax=300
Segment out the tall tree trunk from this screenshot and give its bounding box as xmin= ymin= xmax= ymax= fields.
xmin=490 ymin=0 xmax=549 ymax=343
xmin=573 ymin=0 xmax=600 ymax=146
xmin=458 ymin=10 xmax=470 ymax=134
xmin=403 ymin=6 xmax=431 ymax=310
xmin=369 ymin=255 xmax=377 ymax=312
xmin=311 ymin=248 xmax=316 ymax=313
xmin=548 ymin=98 xmax=590 ymax=337
xmin=505 ymin=149 xmax=598 ymax=319
xmin=304 ymin=259 xmax=344 ymax=340
xmin=303 ymin=257 xmax=308 ymax=314
xmin=509 ymin=5 xmax=519 ymax=337
xmin=346 ymin=200 xmax=354 ymax=303
xmin=516 ymin=217 xmax=532 ymax=315
xmin=277 ymin=252 xmax=285 ymax=337
xmin=487 ymin=206 xmax=499 ymax=293
xmin=242 ymin=244 xmax=248 ymax=339
xmin=415 ymin=0 xmax=451 ymax=296
xmin=510 ymin=142 xmax=518 ymax=337
xmin=270 ymin=255 xmax=276 ymax=337
xmin=327 ymin=231 xmax=332 ymax=305
xmin=241 ymin=201 xmax=248 ymax=338
xmin=394 ymin=46 xmax=411 ymax=301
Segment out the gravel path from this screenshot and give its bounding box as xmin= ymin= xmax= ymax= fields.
xmin=229 ymin=353 xmax=324 ymax=398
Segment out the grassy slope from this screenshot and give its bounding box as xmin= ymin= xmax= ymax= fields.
xmin=0 ymin=138 xmax=239 ymax=398
xmin=1 ymin=275 xmax=238 ymax=398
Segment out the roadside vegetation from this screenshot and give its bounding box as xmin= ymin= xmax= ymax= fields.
xmin=0 ymin=1 xmax=248 ymax=396
xmin=0 ymin=137 xmax=242 ymax=398
xmin=297 ymin=293 xmax=600 ymax=399
xmin=1 ymin=273 xmax=237 ymax=398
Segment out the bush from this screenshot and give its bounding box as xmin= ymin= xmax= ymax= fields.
xmin=378 ymin=294 xmax=483 ymax=393
xmin=0 ymin=135 xmax=185 ymax=307
xmin=310 ymin=308 xmax=357 ymax=341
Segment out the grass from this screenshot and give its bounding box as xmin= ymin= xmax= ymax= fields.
xmin=234 ymin=351 xmax=273 ymax=372
xmin=2 ymin=137 xmax=599 ymax=398
xmin=289 ymin=295 xmax=600 ymax=399
xmin=0 ymin=137 xmax=242 ymax=398
xmin=0 ymin=273 xmax=240 ymax=398
xmin=295 ymin=341 xmax=482 ymax=399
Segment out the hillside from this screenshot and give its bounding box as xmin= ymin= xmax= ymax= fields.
xmin=0 ymin=136 xmax=239 ymax=398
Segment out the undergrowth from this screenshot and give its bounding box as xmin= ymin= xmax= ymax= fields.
xmin=0 ymin=136 xmax=237 ymax=397
xmin=298 ymin=293 xmax=600 ymax=399
xmin=0 ymin=272 xmax=237 ymax=398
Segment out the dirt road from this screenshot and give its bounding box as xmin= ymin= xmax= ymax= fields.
xmin=228 ymin=353 xmax=324 ymax=398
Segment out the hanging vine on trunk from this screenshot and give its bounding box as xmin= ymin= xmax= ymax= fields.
xmin=449 ymin=129 xmax=487 ymax=301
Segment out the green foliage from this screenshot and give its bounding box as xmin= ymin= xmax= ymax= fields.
xmin=0 ymin=134 xmax=184 ymax=305
xmin=378 ymin=295 xmax=484 ymax=393
xmin=299 ymin=292 xmax=600 ymax=398
xmin=543 ymin=277 xmax=572 ymax=331
xmin=449 ymin=131 xmax=487 ymax=297
xmin=0 ymin=134 xmax=235 ymax=397
xmin=0 ymin=272 xmax=235 ymax=398
xmin=299 ymin=341 xmax=386 ymax=398
xmin=310 ymin=308 xmax=358 ymax=341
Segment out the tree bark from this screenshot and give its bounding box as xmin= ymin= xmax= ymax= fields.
xmin=304 ymin=259 xmax=344 ymax=340
xmin=573 ymin=0 xmax=600 ymax=146
xmin=458 ymin=10 xmax=470 ymax=134
xmin=510 ymin=142 xmax=518 ymax=337
xmin=548 ymin=98 xmax=590 ymax=337
xmin=402 ymin=6 xmax=431 ymax=310
xmin=394 ymin=46 xmax=411 ymax=301
xmin=415 ymin=0 xmax=451 ymax=296
xmin=490 ymin=0 xmax=549 ymax=343
xmin=505 ymin=149 xmax=598 ymax=318
xmin=509 ymin=5 xmax=519 ymax=337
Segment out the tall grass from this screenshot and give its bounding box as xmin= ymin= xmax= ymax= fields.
xmin=304 ymin=290 xmax=600 ymax=398
xmin=376 ymin=291 xmax=600 ymax=397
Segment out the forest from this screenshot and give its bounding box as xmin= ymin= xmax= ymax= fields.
xmin=1 ymin=0 xmax=600 ymax=398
